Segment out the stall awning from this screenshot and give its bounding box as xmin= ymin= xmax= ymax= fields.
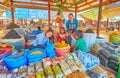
xmin=102 ymin=6 xmax=120 ymax=18
xmin=80 ymin=7 xmax=105 ymax=20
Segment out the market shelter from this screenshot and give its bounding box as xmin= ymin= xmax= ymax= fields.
xmin=0 ymin=0 xmax=119 ymax=20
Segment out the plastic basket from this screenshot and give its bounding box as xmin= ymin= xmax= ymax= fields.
xmin=55 ymin=41 xmax=70 ymax=56
xmin=55 ymin=46 xmax=70 ymax=56
xmin=27 ymin=48 xmax=46 ymax=63
xmin=0 ymin=48 xmax=12 ymax=59
xmin=2 ymin=50 xmax=27 ymax=70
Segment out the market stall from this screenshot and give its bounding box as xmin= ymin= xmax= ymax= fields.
xmin=0 ymin=0 xmax=120 ymax=78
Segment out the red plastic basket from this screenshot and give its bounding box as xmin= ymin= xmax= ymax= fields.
xmin=0 ymin=48 xmax=12 ymax=59
xmin=55 ymin=48 xmax=70 ymax=56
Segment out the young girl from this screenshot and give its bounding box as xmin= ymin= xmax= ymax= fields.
xmin=71 ymin=30 xmax=87 ymax=52
xmin=57 ymin=27 xmax=66 ymax=42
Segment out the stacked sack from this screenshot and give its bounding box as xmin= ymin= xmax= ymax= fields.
xmin=87 ymin=66 xmax=107 ymax=78
xmin=108 ymin=55 xmax=120 ymax=72
xmin=76 ymin=50 xmax=100 ymax=70
xmin=98 ymin=42 xmax=120 ymax=72
xmin=91 ymin=43 xmax=103 ymax=56
xmin=98 ymin=49 xmax=111 ymax=67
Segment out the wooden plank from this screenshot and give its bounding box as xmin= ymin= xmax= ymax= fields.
xmin=7 ymin=4 xmax=75 ymax=12
xmin=13 ymin=1 xmax=52 ymax=6
xmin=12 ymin=1 xmax=75 ymax=8
xmin=78 ymin=0 xmax=97 ymax=8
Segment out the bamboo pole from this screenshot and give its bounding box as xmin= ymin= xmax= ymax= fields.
xmin=75 ymin=5 xmax=77 ymax=18
xmin=48 ymin=1 xmax=50 ymax=28
xmin=97 ymin=0 xmax=103 ymax=37
xmin=106 ymin=18 xmax=109 ymax=32
xmin=118 ymin=21 xmax=120 ymax=31
xmin=10 ymin=0 xmax=15 ymax=23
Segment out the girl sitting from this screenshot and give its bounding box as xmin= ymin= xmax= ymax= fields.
xmin=29 ymin=28 xmax=53 ymax=49
xmin=57 ymin=27 xmax=66 ymax=42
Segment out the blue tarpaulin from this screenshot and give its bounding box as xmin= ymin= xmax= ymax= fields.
xmin=6 ymin=8 xmax=48 ymax=19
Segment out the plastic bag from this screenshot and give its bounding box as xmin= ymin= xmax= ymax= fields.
xmin=87 ymin=66 xmax=107 ymax=78
xmin=65 ymin=71 xmax=87 ymax=78
xmin=28 ymin=63 xmax=35 ymax=75
xmin=76 ymin=51 xmax=100 ymax=70
xmin=43 ymin=57 xmax=52 ymax=68
xmin=52 ymin=65 xmax=63 ymax=78
xmin=75 ymin=60 xmax=86 ymax=72
xmin=52 ymin=57 xmax=60 ymax=64
xmin=36 ymin=71 xmax=45 ymax=78
xmin=45 ymin=44 xmax=56 ymax=59
xmin=66 ymin=59 xmax=79 ymax=72
xmin=18 ymin=65 xmax=27 ymax=77
xmin=45 ymin=67 xmax=54 ymax=78
xmin=35 ymin=62 xmax=43 ymax=72
xmin=59 ymin=61 xmax=72 ymax=76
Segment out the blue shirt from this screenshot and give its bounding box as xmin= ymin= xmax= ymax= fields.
xmin=66 ymin=18 xmax=78 ymax=31
xmin=30 ymin=32 xmax=50 ymax=46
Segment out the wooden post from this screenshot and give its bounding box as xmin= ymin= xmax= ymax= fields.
xmin=48 ymin=1 xmax=50 ymax=28
xmin=106 ymin=18 xmax=109 ymax=32
xmin=75 ymin=5 xmax=77 ymax=18
xmin=10 ymin=0 xmax=15 ymax=23
xmin=2 ymin=19 xmax=3 ymax=26
xmin=97 ymin=0 xmax=103 ymax=37
xmin=118 ymin=21 xmax=120 ymax=31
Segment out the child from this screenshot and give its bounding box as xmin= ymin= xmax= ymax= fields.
xmin=57 ymin=27 xmax=66 ymax=42
xmin=29 ymin=28 xmax=53 ymax=49
xmin=65 ymin=30 xmax=72 ymax=46
xmin=71 ymin=30 xmax=87 ymax=52
xmin=37 ymin=26 xmax=41 ymax=31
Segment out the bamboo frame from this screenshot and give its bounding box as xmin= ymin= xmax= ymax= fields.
xmin=2 ymin=0 xmax=119 ymax=13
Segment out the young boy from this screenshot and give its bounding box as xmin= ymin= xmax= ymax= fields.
xmin=71 ymin=30 xmax=87 ymax=52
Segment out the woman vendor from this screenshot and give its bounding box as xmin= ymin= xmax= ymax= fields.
xmin=66 ymin=13 xmax=78 ymax=33
xmin=29 ymin=29 xmax=53 ymax=49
